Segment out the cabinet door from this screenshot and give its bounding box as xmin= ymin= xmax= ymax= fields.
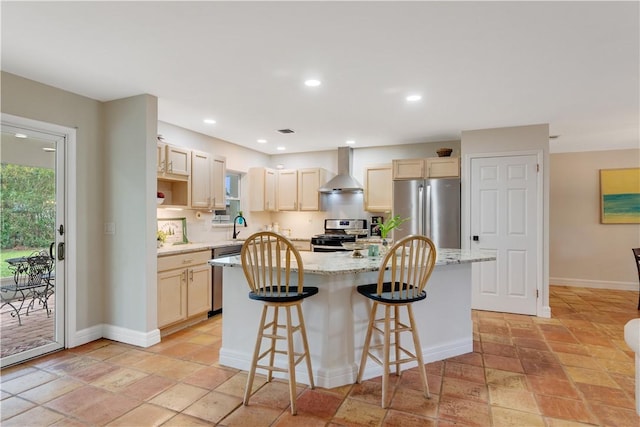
xmin=212 ymin=156 xmax=226 ymax=209
xmin=298 ymin=168 xmax=322 ymax=211
xmin=249 ymin=167 xmax=277 ymax=212
xmin=166 ymin=145 xmax=191 ymax=177
xmin=157 ymin=142 xmax=167 ymax=175
xmin=277 ymin=169 xmax=298 ymax=211
xmin=393 ymin=159 xmax=425 ymax=180
xmin=191 ymin=150 xmax=212 ymax=208
xmin=426 ymin=157 xmax=460 ymax=178
xmin=365 ymin=164 xmax=392 ymax=212
xmin=187 ymin=263 xmax=212 ymax=316
xmin=157 ymin=269 xmax=187 ymax=328
xmin=265 ymin=169 xmax=276 ymax=211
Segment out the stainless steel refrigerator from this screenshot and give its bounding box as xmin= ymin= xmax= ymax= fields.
xmin=392 ymin=177 xmax=461 ymax=248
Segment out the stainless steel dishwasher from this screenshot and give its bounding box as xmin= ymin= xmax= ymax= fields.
xmin=209 ymin=244 xmax=243 ymax=317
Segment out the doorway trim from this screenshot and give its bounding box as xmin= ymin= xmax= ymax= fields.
xmin=461 ymin=149 xmax=549 ymax=317
xmin=1 ymin=113 xmax=77 ymax=356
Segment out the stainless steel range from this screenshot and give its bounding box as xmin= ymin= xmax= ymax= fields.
xmin=311 ymin=219 xmax=367 ymax=252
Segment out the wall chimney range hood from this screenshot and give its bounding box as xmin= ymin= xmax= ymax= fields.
xmin=318 ymin=147 xmax=363 ymax=193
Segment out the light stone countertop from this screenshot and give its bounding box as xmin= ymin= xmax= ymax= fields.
xmin=208 ymin=248 xmax=496 ymax=276
xmin=157 ymin=236 xmax=312 ymax=256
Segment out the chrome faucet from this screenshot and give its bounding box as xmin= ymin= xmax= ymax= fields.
xmin=232 ymin=214 xmax=247 ymax=239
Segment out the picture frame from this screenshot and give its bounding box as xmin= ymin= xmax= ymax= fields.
xmin=157 ymin=217 xmax=189 ymax=244
xmin=600 ymin=168 xmax=640 ymax=224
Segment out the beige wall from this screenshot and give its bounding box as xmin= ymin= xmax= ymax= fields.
xmin=1 ymin=71 xmax=105 ymax=332
xmin=550 ymin=149 xmax=640 ymax=288
xmin=103 ymin=95 xmax=159 ymax=334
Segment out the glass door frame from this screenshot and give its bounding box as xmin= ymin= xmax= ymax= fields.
xmin=1 ymin=113 xmax=76 ymax=367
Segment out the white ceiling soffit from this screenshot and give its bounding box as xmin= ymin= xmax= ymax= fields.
xmin=1 ymin=1 xmax=638 ymax=154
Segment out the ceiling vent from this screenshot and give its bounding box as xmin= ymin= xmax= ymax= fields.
xmin=277 ymin=128 xmax=295 ymax=134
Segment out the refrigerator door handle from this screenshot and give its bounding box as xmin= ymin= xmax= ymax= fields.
xmin=418 ymin=184 xmax=424 ymax=236
xmin=425 ymin=184 xmax=432 ymax=238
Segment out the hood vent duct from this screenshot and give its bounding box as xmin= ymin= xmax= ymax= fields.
xmin=318 ymin=147 xmax=363 ymax=193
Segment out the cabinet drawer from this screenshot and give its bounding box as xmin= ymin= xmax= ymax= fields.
xmin=158 ymin=250 xmax=210 ymax=272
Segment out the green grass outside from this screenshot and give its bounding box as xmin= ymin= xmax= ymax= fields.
xmin=0 ymin=248 xmax=43 ymax=278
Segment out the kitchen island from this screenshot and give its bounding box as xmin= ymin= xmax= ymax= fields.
xmin=209 ymin=249 xmax=495 ymax=389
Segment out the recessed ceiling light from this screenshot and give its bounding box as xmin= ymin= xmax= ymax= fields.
xmin=345 ymin=140 xmax=355 ymax=145
xmin=257 ymin=139 xmax=267 ymax=144
xmin=276 ymin=146 xmax=286 ymax=151
xmin=42 ymin=147 xmax=56 ymax=152
xmin=304 ymin=79 xmax=321 ymax=87
xmin=276 ymin=164 xmax=284 ymax=169
xmin=15 ymin=133 xmax=27 ymax=138
xmin=406 ymin=95 xmax=422 ymax=102
xmin=203 ymin=118 xmax=216 ymax=124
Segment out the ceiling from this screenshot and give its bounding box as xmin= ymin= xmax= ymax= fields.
xmin=1 ymin=1 xmax=638 ymax=155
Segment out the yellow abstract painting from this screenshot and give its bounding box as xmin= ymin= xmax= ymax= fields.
xmin=600 ymin=168 xmax=640 ymax=224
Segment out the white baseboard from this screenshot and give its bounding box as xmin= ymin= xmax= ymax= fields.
xmin=550 ymin=277 xmax=638 ymax=291
xmin=102 ymin=324 xmax=161 ymax=348
xmin=69 ymin=324 xmax=161 ymax=349
xmin=68 ymin=324 xmax=103 ymax=348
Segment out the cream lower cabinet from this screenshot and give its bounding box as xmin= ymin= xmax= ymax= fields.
xmin=158 ymin=250 xmax=211 ymax=329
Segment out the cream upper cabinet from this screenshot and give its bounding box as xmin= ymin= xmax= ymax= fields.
xmin=191 ymin=150 xmax=212 ymax=209
xmin=165 ymin=145 xmax=191 ymax=178
xmin=157 ymin=142 xmax=167 ymax=174
xmin=157 ymin=141 xmax=191 ymax=208
xmin=277 ymin=169 xmax=298 ymax=211
xmin=158 ymin=141 xmax=191 ymax=179
xmin=393 ymin=158 xmax=425 ymax=180
xmin=249 ymin=167 xmax=277 ymax=212
xmin=298 ymin=168 xmax=326 ymax=211
xmin=364 ymin=164 xmax=392 ymax=212
xmin=426 ymin=157 xmax=460 ymax=178
xmin=392 ymin=157 xmax=460 ymax=179
xmin=190 ymin=151 xmax=226 ymax=210
xmin=212 ymin=156 xmax=226 ymax=210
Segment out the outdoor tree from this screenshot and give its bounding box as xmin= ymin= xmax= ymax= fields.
xmin=1 ymin=163 xmax=55 ymax=249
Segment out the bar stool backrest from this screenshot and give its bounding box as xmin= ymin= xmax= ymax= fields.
xmin=241 ymin=231 xmax=304 ymax=296
xmin=375 ymin=235 xmax=436 ymax=299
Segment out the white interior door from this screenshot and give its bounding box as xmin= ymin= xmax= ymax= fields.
xmin=470 ymin=154 xmax=539 ymax=315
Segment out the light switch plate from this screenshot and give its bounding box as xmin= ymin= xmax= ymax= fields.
xmin=104 ymin=222 xmax=115 ymax=235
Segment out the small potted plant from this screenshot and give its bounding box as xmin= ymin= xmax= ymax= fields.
xmin=157 ymin=230 xmax=167 ymax=248
xmin=157 ymin=191 xmax=165 ymax=205
xmin=376 ymin=214 xmax=409 ymax=252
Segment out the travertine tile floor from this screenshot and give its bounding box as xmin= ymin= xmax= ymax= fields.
xmin=1 ymin=285 xmax=638 ymax=426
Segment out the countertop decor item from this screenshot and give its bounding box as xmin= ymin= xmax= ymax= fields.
xmin=376 ymin=214 xmax=409 ymax=239
xmin=157 ymin=191 xmax=165 ymax=205
xmin=157 ymin=217 xmax=188 ymax=245
xmin=436 ymin=148 xmax=453 ymax=157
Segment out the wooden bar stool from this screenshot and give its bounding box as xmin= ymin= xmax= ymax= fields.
xmin=356 ymin=235 xmax=437 ymax=408
xmin=240 ymin=231 xmax=318 ymax=415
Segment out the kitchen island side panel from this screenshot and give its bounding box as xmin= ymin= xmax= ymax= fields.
xmin=218 ymin=262 xmax=473 ymax=389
